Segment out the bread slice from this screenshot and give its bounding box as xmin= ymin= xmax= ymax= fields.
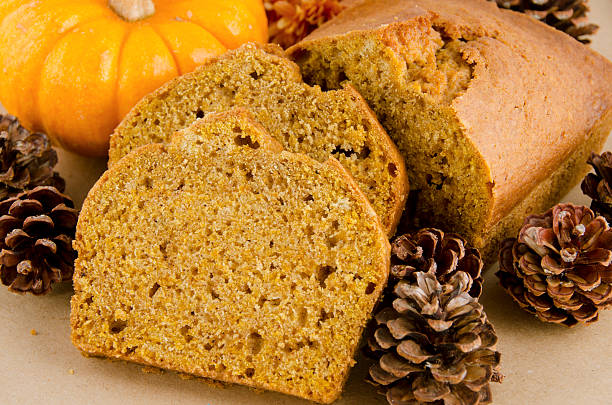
xmin=71 ymin=109 xmax=390 ymax=404
xmin=109 ymin=43 xmax=408 ymax=236
xmin=288 ymin=0 xmax=612 ymax=262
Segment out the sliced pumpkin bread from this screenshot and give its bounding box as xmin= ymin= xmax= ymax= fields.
xmin=109 ymin=43 xmax=408 ymax=236
xmin=72 ymin=109 xmax=390 ymax=404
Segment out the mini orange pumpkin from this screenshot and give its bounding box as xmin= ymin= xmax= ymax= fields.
xmin=0 ymin=0 xmax=268 ymax=156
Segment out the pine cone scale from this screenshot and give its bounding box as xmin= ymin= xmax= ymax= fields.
xmin=551 ymin=9 xmax=574 ymax=20
xmin=0 ymin=166 xmax=16 ymax=182
xmin=575 ymin=247 xmax=611 ymax=265
xmin=523 ymin=274 xmax=548 ymax=295
xmin=429 ymin=363 xmax=467 ymax=384
xmin=572 ymin=303 xmax=598 ymax=321
xmin=462 ymin=366 xmax=491 ymax=391
xmin=1 ymin=249 xmax=19 ymax=267
xmin=8 ymin=272 xmax=33 ymax=293
xmin=370 ymin=363 xmax=402 ymax=385
xmin=396 ymin=339 xmax=432 ymax=363
xmin=413 ymin=376 xmax=450 ymax=402
xmin=546 ymin=279 xmax=575 ymax=298
xmin=6 ymin=229 xmax=32 ymax=250
xmin=386 ymin=317 xmax=417 ymax=340
xmin=0 ymin=215 xmax=21 ymax=238
xmin=17 ymin=259 xmax=34 ymax=275
xmin=386 ymin=381 xmax=420 ymax=405
xmin=454 ymin=332 xmax=481 ymax=353
xmin=579 ymin=283 xmax=612 ymax=304
xmin=380 ymin=353 xmax=422 ymax=377
xmin=50 ymin=204 xmax=78 ymax=229
xmin=35 ymin=238 xmax=57 ymax=255
xmin=375 ymin=327 xmax=399 ymax=350
xmin=8 ymin=197 xmax=44 ymax=217
xmin=23 ymin=215 xmax=55 ymax=237
xmin=518 ymin=252 xmax=544 ymax=275
xmin=565 ymin=267 xmax=600 ymax=289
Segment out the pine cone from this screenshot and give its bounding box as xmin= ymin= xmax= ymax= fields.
xmin=264 ymin=0 xmax=345 ymax=48
xmin=581 ymin=152 xmax=612 ymax=223
xmin=496 ymin=203 xmax=612 ymax=327
xmin=492 ymin=0 xmax=599 ymax=44
xmin=0 ymin=114 xmax=65 ymax=200
xmin=391 ymin=228 xmax=484 ymax=299
xmin=0 ymin=186 xmax=77 ymax=295
xmin=366 ymin=230 xmax=501 ymax=405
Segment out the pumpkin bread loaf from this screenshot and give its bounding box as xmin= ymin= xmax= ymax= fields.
xmin=288 ymin=0 xmax=612 ymax=261
xmin=71 ymin=109 xmax=390 ymax=404
xmin=109 ymin=43 xmax=408 ymax=236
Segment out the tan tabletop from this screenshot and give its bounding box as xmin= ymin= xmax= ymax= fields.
xmin=1 ymin=2 xmax=612 ymax=404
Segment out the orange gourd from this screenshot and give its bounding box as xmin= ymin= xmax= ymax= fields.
xmin=0 ymin=0 xmax=268 ymax=156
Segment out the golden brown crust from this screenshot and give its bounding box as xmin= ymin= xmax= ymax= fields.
xmin=73 ymin=109 xmax=390 ymax=404
xmin=480 ymin=108 xmax=612 ymax=265
xmin=289 ymin=0 xmax=612 ymax=245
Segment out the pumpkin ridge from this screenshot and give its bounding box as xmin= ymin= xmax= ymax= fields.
xmin=162 ymin=0 xmax=262 ymax=49
xmin=114 ymin=25 xmax=133 ymax=124
xmin=148 ymin=24 xmax=182 ymax=75
xmin=35 ymin=14 xmax=111 ymax=136
xmin=177 ymin=18 xmax=228 ymax=53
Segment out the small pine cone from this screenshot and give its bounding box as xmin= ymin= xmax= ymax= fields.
xmin=264 ymin=0 xmax=346 ymax=48
xmin=366 ymin=229 xmax=501 ymax=405
xmin=496 ymin=203 xmax=612 ymax=327
xmin=0 ymin=186 xmax=77 ymax=295
xmin=492 ymin=0 xmax=598 ymax=44
xmin=581 ymin=152 xmax=612 ymax=223
xmin=367 ymin=271 xmax=502 ymax=405
xmin=0 ymin=114 xmax=65 ymax=199
xmin=391 ymin=228 xmax=484 ymax=299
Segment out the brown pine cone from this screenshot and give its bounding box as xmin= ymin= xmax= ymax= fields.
xmin=496 ymin=203 xmax=612 ymax=327
xmin=581 ymin=152 xmax=612 ymax=223
xmin=367 ymin=271 xmax=502 ymax=405
xmin=366 ymin=229 xmax=501 ymax=405
xmin=264 ymin=0 xmax=345 ymax=48
xmin=492 ymin=0 xmax=598 ymax=44
xmin=0 ymin=114 xmax=65 ymax=199
xmin=391 ymin=228 xmax=484 ymax=299
xmin=0 ymin=186 xmax=77 ymax=295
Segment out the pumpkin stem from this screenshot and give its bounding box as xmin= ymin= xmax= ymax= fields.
xmin=109 ymin=0 xmax=155 ymax=22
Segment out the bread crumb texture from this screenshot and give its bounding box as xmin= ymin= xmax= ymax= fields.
xmin=289 ymin=0 xmax=612 ymax=260
xmin=109 ymin=43 xmax=408 ymax=236
xmin=72 ymin=110 xmax=389 ymax=404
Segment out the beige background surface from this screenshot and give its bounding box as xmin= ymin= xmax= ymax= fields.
xmin=1 ymin=2 xmax=612 ymax=404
